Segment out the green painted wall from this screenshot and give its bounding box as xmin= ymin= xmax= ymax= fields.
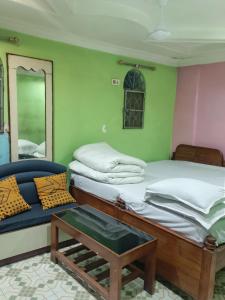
xmin=17 ymin=73 xmax=45 ymax=144
xmin=0 ymin=27 xmax=177 ymax=166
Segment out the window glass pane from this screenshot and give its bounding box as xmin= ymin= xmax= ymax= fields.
xmin=123 ymin=69 xmax=145 ymax=91
xmin=126 ymin=91 xmax=144 ymax=110
xmin=124 ymin=110 xmax=144 ymax=128
xmin=123 ymin=69 xmax=146 ymax=129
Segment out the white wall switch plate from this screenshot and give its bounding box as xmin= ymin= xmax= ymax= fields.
xmin=112 ymin=79 xmax=120 ymax=86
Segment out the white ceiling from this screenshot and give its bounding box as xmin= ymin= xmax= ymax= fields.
xmin=1 ymin=0 xmax=225 ymax=66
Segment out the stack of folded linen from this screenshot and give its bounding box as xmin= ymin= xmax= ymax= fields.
xmin=69 ymin=142 xmax=146 ymax=184
xmin=144 ymin=178 xmax=225 ymax=233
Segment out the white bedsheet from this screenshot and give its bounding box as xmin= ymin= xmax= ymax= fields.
xmin=71 ymin=160 xmax=225 ymax=245
xmin=146 ymin=160 xmax=225 ymax=186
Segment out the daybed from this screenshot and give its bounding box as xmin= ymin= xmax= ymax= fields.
xmin=70 ymin=144 xmax=225 ymax=300
xmin=0 ymin=159 xmax=76 ymax=266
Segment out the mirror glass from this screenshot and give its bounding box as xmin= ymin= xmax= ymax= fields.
xmin=0 ymin=58 xmax=10 ymax=165
xmin=16 ymin=67 xmax=46 ymax=159
xmin=7 ymin=54 xmax=52 ymax=162
xmin=0 ymin=59 xmax=3 ymax=132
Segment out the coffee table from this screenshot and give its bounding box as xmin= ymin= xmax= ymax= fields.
xmin=51 ymin=205 xmax=157 ymax=300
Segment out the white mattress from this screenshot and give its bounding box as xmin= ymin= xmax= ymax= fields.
xmin=71 ymin=160 xmax=225 ymax=245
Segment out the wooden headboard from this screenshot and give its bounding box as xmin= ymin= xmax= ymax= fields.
xmin=173 ymin=144 xmax=224 ymax=167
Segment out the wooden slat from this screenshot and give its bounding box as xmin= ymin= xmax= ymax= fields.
xmin=54 ymin=250 xmax=109 ymax=299
xmin=122 ymin=269 xmax=141 ymax=286
xmin=126 ymin=264 xmax=144 ymax=278
xmin=71 ymin=187 xmax=205 ymax=299
xmin=62 ymin=243 xmax=81 ymax=256
xmin=74 ymin=251 xmax=97 ymax=263
xmin=94 ymin=269 xmax=110 ymax=282
xmin=83 ymin=258 xmax=107 ymax=272
xmin=64 ymin=244 xmax=87 ymax=256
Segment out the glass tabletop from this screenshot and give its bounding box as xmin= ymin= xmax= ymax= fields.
xmin=55 ymin=204 xmax=153 ymax=254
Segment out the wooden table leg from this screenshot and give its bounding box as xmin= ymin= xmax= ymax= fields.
xmin=109 ymin=263 xmax=122 ymax=300
xmin=51 ymin=220 xmax=59 ymax=264
xmin=144 ymin=244 xmax=156 ymax=294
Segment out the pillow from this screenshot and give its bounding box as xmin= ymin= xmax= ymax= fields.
xmin=37 ymin=142 xmax=45 ymax=156
xmin=0 ymin=176 xmax=31 ymax=220
xmin=145 ymin=178 xmax=225 ymax=214
xmin=34 ymin=173 xmax=76 ymax=210
xmin=149 ymin=196 xmax=225 ymax=230
xmin=18 ymin=139 xmax=38 ymax=155
xmin=33 ymin=152 xmax=45 ymax=158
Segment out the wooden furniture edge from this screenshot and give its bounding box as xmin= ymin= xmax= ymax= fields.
xmin=70 ymin=184 xmax=225 ymax=300
xmin=172 ymin=144 xmax=224 ymax=167
xmin=70 ymin=181 xmax=217 ymax=251
xmin=51 ymin=211 xmax=157 ymax=300
xmin=69 ymin=143 xmax=225 ymax=300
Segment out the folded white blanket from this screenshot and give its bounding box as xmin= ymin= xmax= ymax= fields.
xmin=69 ymin=160 xmax=144 ymax=184
xmin=147 ymin=196 xmax=225 ymax=230
xmin=73 ymin=142 xmax=147 ymax=173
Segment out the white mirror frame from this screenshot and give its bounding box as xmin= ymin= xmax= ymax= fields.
xmin=7 ymin=54 xmax=53 ymax=161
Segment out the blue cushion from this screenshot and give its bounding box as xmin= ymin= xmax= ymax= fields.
xmin=0 ymin=160 xmax=72 ymax=233
xmin=14 ymin=171 xmax=56 ymax=184
xmin=19 ymin=182 xmax=39 ymax=205
xmin=0 ymin=203 xmax=77 ymax=234
xmin=0 ymin=160 xmax=66 ymax=178
xmin=0 ymin=160 xmax=67 ymax=205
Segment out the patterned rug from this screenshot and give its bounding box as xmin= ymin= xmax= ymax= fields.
xmin=0 ymin=250 xmax=224 ymax=300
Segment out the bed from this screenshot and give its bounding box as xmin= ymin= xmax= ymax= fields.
xmin=69 ymin=144 xmax=225 ymax=300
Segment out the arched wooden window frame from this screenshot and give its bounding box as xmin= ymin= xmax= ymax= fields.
xmin=123 ymin=69 xmax=146 ymax=129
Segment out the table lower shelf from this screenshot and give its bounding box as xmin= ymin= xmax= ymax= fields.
xmin=51 ymin=241 xmax=145 ymax=300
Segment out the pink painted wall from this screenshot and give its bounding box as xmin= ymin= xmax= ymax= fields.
xmin=173 ymin=62 xmax=225 ymax=157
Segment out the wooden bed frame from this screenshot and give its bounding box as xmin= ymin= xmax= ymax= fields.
xmin=69 ymin=144 xmax=225 ymax=300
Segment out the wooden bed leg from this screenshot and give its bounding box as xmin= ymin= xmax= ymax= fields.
xmin=51 ymin=220 xmax=59 ymax=264
xmin=198 ymin=248 xmax=216 ymax=300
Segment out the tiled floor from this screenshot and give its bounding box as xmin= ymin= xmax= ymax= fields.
xmin=0 ymin=251 xmax=224 ymax=300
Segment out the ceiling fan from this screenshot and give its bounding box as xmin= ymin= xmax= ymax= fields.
xmin=145 ymin=0 xmax=224 ymax=43
xmin=146 ymin=0 xmax=171 ymax=41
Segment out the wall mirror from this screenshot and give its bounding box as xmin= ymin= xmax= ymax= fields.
xmin=0 ymin=58 xmax=10 ymax=165
xmin=7 ymin=54 xmax=53 ymax=161
xmin=0 ymin=58 xmax=3 ymax=132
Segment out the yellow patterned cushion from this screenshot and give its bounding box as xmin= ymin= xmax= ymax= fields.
xmin=34 ymin=173 xmax=75 ymax=210
xmin=0 ymin=176 xmax=31 ymax=220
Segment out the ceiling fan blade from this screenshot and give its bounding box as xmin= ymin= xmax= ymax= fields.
xmin=147 ymin=0 xmax=171 ymax=41
xmin=145 ymin=29 xmax=171 ymax=41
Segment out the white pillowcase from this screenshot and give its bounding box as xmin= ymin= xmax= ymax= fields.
xmin=33 ymin=151 xmax=45 ymax=158
xmin=145 ymin=178 xmax=225 ymax=214
xmin=37 ymin=142 xmax=45 ymax=155
xmin=149 ymin=196 xmax=225 ymax=230
xmin=18 ymin=139 xmax=38 ymax=155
